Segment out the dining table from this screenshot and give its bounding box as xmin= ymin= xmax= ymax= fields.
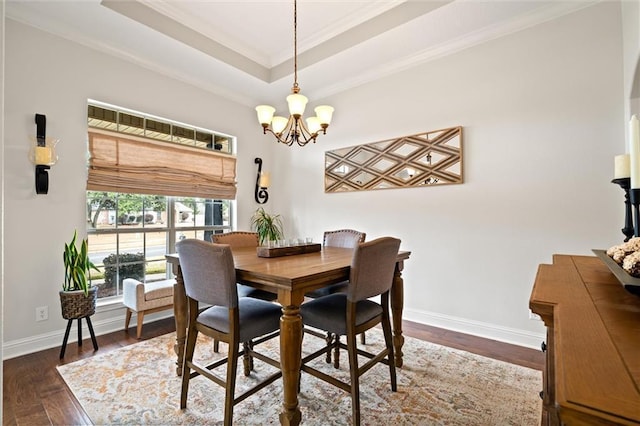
xmin=166 ymin=244 xmax=411 ymax=426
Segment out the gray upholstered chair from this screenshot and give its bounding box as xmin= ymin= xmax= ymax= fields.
xmin=305 ymin=229 xmax=366 ymax=367
xmin=305 ymin=229 xmax=366 ymax=298
xmin=176 ymin=239 xmax=281 ymax=425
xmin=300 ymin=237 xmax=400 ymax=426
xmin=210 ymin=231 xmax=277 ymax=356
xmin=210 ymin=231 xmax=277 ymax=302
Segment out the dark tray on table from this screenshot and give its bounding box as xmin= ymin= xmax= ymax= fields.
xmin=592 ymin=249 xmax=640 ymax=296
xmin=257 ymin=243 xmax=321 ymax=258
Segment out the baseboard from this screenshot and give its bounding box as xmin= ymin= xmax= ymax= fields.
xmin=2 ymin=309 xmax=175 ymax=360
xmin=4 ymin=306 xmax=546 ymax=359
xmin=403 ymin=308 xmax=546 ymax=349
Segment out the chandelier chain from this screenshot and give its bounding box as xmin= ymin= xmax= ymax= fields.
xmin=293 ymin=0 xmax=298 ymax=91
xmin=254 ymin=0 xmax=333 ymax=146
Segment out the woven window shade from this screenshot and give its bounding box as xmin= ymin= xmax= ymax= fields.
xmin=87 ymin=129 xmax=237 ymax=199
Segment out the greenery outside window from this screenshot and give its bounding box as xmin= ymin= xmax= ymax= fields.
xmin=87 ymin=193 xmax=231 ymax=300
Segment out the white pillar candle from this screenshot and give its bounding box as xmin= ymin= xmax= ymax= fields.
xmin=34 ymin=146 xmax=52 ymax=165
xmin=259 ymin=171 xmax=271 ymax=188
xmin=631 ymin=115 xmax=640 ymax=188
xmin=614 ymin=154 xmax=630 ymax=179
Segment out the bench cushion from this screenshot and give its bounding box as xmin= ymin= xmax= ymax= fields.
xmin=123 ymin=278 xmax=174 ymax=312
xmin=143 ymin=280 xmax=174 ymax=301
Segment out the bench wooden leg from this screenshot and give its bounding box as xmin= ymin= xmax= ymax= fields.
xmin=136 ymin=311 xmax=144 ymax=339
xmin=125 ymin=308 xmax=132 ymax=332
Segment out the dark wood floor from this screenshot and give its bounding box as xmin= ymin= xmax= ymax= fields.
xmin=3 ymin=318 xmax=544 ymax=425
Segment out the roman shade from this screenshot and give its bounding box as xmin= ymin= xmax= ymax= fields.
xmin=87 ymin=128 xmax=237 ymax=199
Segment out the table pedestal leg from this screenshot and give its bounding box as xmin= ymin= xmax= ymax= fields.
xmin=279 ymin=303 xmax=302 ymax=426
xmin=390 ymin=261 xmax=405 ymax=368
xmin=173 ymin=271 xmax=187 ymax=376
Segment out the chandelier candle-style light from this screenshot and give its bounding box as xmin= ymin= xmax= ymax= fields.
xmin=255 ymin=0 xmax=334 ymax=147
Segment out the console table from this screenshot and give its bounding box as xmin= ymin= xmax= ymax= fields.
xmin=529 ymin=254 xmax=640 ymax=425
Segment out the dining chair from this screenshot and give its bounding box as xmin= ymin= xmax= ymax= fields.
xmin=176 ymin=239 xmax=282 ymax=426
xmin=305 ymin=229 xmax=366 ymax=368
xmin=299 ymin=237 xmax=401 ymax=426
xmin=210 ymin=231 xmax=277 ymax=302
xmin=211 ymin=231 xmax=278 ymax=360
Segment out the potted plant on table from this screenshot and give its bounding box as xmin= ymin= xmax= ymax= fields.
xmin=250 ymin=207 xmax=284 ymax=246
xmin=59 ymin=230 xmax=100 ymax=320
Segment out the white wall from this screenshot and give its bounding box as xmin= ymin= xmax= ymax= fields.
xmin=622 ymin=0 xmax=640 ymax=118
xmin=284 ymin=2 xmax=625 ymax=346
xmin=0 ymin=1 xmax=630 ymax=358
xmin=2 ymin=19 xmax=271 ymax=357
xmin=1 ymin=0 xmax=6 ymax=411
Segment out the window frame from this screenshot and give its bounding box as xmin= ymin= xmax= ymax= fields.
xmin=86 ymin=101 xmax=237 ymax=302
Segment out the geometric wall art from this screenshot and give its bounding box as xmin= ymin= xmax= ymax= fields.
xmin=325 ymin=126 xmax=463 ymax=193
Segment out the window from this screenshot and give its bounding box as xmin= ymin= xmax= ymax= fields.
xmin=86 ymin=193 xmax=231 ymax=299
xmin=86 ymin=101 xmax=236 ymax=300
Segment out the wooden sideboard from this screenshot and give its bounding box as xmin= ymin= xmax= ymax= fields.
xmin=529 ymin=254 xmax=640 ymax=425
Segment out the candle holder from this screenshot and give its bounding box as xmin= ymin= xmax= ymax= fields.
xmin=28 ymin=114 xmax=59 ymax=195
xmin=254 ymin=158 xmax=269 ymax=204
xmin=629 ymin=186 xmax=640 ymax=239
xmin=613 ymin=178 xmax=634 ymax=241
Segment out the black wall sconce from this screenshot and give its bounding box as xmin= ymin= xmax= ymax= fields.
xmin=28 ymin=113 xmax=59 ymax=194
xmin=254 ymin=157 xmax=270 ymax=204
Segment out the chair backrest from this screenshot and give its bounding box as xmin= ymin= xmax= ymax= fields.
xmin=211 ymin=231 xmax=259 ymax=248
xmin=323 ymin=229 xmax=366 ymax=248
xmin=176 ymin=239 xmax=238 ymax=308
xmin=348 ymin=237 xmax=401 ymax=302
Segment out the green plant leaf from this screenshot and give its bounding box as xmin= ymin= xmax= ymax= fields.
xmin=62 ymin=230 xmax=95 ymax=295
xmin=251 ymin=207 xmax=284 ymax=245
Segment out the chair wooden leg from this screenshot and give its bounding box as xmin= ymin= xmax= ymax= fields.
xmin=249 ymin=340 xmax=254 ymax=371
xmin=224 ymin=341 xmax=240 ymax=426
xmin=136 ymin=311 xmax=144 ymax=339
xmin=347 ymin=330 xmax=361 ymax=426
xmin=180 ymin=327 xmax=199 ymax=409
xmin=360 ymin=332 xmax=366 ymax=345
xmin=243 ymin=341 xmax=252 ymax=376
xmin=334 ymin=335 xmax=341 ymax=369
xmin=325 ymin=332 xmax=333 ymax=364
xmin=59 ymin=319 xmax=73 ymax=359
xmin=381 ymin=311 xmax=397 ymax=391
xmin=214 ymin=339 xmax=220 ymax=353
xmin=125 ymin=309 xmax=132 ymax=332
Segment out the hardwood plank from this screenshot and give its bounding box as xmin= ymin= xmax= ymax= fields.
xmin=3 ymin=317 xmax=542 ymax=425
xmin=403 ymin=320 xmax=544 ymax=370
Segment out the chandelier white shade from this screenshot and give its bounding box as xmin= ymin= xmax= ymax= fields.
xmin=255 ymin=0 xmax=334 ymax=147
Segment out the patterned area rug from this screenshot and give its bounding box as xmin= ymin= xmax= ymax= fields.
xmin=57 ymin=330 xmax=541 ymax=425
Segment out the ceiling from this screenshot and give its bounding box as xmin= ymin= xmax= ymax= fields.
xmin=6 ymin=0 xmax=597 ymax=109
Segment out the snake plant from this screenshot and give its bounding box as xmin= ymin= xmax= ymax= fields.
xmin=63 ymin=230 xmax=99 ymax=295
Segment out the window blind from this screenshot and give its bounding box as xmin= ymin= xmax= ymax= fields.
xmin=87 ymin=129 xmax=237 ymax=199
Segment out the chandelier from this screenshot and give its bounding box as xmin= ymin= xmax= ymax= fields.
xmin=255 ymin=0 xmax=334 ymax=147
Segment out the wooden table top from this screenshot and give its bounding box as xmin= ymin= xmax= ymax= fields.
xmin=167 ymin=246 xmax=411 ymax=294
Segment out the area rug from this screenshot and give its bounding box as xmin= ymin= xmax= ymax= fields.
xmin=57 ymin=330 xmax=541 ymax=425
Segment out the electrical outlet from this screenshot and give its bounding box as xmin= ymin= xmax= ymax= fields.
xmin=36 ymin=306 xmax=48 ymax=322
xmin=528 ymin=309 xmax=541 ymax=321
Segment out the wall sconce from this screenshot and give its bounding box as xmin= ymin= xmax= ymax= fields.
xmin=28 ymin=114 xmax=59 ymax=194
xmin=254 ymin=157 xmax=270 ymax=204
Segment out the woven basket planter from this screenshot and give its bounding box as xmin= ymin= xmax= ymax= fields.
xmin=59 ymin=287 xmax=97 ymax=319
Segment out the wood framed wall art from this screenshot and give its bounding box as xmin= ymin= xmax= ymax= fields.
xmin=324 ymin=126 xmax=463 ymax=193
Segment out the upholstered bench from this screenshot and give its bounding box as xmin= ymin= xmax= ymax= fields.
xmin=123 ymin=278 xmax=175 ymax=339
